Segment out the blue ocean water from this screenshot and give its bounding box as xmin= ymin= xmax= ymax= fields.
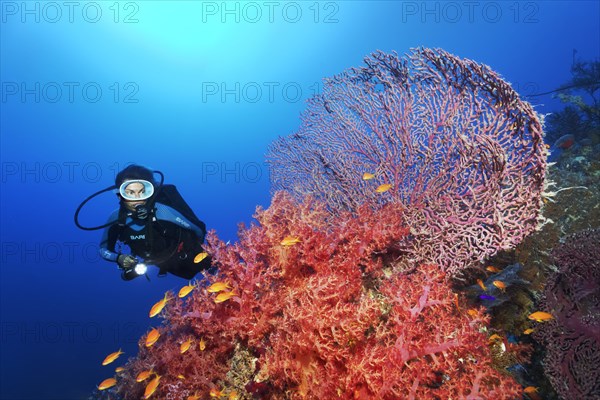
xmin=0 ymin=1 xmax=598 ymax=399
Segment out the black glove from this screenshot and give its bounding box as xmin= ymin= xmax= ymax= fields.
xmin=117 ymin=254 xmax=138 ymax=270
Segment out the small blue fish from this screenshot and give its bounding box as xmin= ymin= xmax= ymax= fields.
xmin=479 ymin=294 xmax=496 ymax=301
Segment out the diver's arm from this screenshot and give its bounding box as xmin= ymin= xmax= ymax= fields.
xmin=98 ymin=209 xmax=121 ymax=262
xmin=155 ymin=203 xmax=206 ymax=242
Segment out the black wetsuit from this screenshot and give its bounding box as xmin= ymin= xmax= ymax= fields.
xmin=99 ymin=202 xmax=210 ymax=279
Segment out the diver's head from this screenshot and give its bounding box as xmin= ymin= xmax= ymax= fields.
xmin=115 ymin=165 xmax=157 ymax=212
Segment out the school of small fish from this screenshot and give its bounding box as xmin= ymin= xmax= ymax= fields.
xmin=96 ymin=270 xmax=242 ymax=398
xmin=96 ymin=240 xmax=551 ymax=398
xmin=462 ymin=262 xmax=557 ymax=395
xmin=360 ymin=171 xmax=394 ymax=194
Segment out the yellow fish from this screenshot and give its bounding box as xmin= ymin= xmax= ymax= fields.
xmin=194 ymin=252 xmax=209 ymax=263
xmin=149 ymin=292 xmax=171 ymax=318
xmin=143 ymin=373 xmax=161 ymax=399
xmin=177 ymin=374 xmax=186 ymax=380
xmin=454 ymin=293 xmax=460 ymax=311
xmin=492 ymin=280 xmax=506 ymax=292
xmin=362 ymin=172 xmax=375 ymax=180
xmin=207 ymin=282 xmax=231 ymax=293
xmin=178 ymin=281 xmax=195 ymax=298
xmin=528 ymin=311 xmax=553 ymax=322
xmin=375 ymin=183 xmax=392 ymax=193
xmin=467 ymin=308 xmax=478 ymax=317
xmin=214 ymin=291 xmax=237 ymax=303
xmin=115 ymin=367 xmax=125 ymax=373
xmin=180 ymin=338 xmax=193 ymax=354
xmin=102 ymin=349 xmax=124 ymax=366
xmin=488 ymin=334 xmax=502 ymax=342
xmin=523 ymin=328 xmax=535 ymax=335
xmin=97 ymin=377 xmax=117 ymax=390
xmin=145 ymin=328 xmax=160 ymax=347
xmin=199 ymin=337 xmax=206 ymax=351
xmin=486 ymin=265 xmax=501 ymax=273
xmin=280 ymin=236 xmax=301 ymax=246
xmin=524 ymin=386 xmax=538 ymax=394
xmin=136 ymin=369 xmax=153 ymax=382
xmin=477 ymin=279 xmax=486 ymax=291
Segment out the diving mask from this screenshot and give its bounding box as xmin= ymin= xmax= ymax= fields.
xmin=119 ymin=179 xmax=155 ymax=201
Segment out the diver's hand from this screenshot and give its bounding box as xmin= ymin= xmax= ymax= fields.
xmin=117 ymin=254 xmax=138 ymax=270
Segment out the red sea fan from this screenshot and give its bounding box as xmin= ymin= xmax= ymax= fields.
xmin=112 ymin=192 xmax=525 ymax=399
xmin=267 ymin=48 xmax=547 ymax=276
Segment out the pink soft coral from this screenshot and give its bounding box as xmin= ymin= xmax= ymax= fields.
xmin=112 ymin=192 xmax=524 ymax=399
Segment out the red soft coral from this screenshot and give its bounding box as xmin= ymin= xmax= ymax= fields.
xmin=111 ymin=192 xmax=524 ymax=399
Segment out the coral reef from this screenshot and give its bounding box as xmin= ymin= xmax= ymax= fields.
xmin=532 ymin=229 xmax=600 ymax=399
xmin=465 ymin=101 xmax=600 ymax=400
xmin=107 ymin=193 xmax=526 ymax=399
xmin=90 ymin=49 xmax=557 ymax=399
xmin=267 ymin=48 xmax=546 ymax=277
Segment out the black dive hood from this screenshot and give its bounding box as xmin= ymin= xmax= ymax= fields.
xmin=74 ymin=170 xmax=164 ymax=231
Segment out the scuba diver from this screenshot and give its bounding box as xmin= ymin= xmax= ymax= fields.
xmin=74 ymin=164 xmax=211 ymax=281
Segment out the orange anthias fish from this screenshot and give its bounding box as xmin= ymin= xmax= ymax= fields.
xmin=149 ymin=292 xmax=171 ymax=318
xmin=136 ymin=369 xmax=154 ymax=382
xmin=199 ymin=337 xmax=206 ymax=351
xmin=477 ymin=279 xmax=487 ymax=291
xmin=143 ymin=374 xmax=161 ymax=399
xmin=145 ymin=328 xmax=160 ymax=347
xmin=375 ymin=183 xmax=392 ymax=193
xmin=492 ymin=280 xmax=506 ymax=292
xmin=229 ymin=390 xmax=239 ymax=400
xmin=486 ymin=266 xmax=501 ymax=273
xmin=523 ymin=328 xmax=535 ymax=335
xmin=467 ymin=308 xmax=478 ymax=317
xmin=214 ymin=291 xmax=237 ymax=303
xmin=194 ymin=252 xmax=209 ymax=264
xmin=488 ymin=334 xmax=502 ymax=342
xmin=207 ymin=282 xmax=231 ymax=293
xmin=362 ymin=172 xmax=375 ymax=180
xmin=187 ymin=392 xmax=201 ymax=400
xmin=102 ymin=348 xmax=124 ymax=365
xmin=528 ymin=311 xmax=554 ymax=322
xmin=98 ymin=377 xmax=117 ymax=390
xmin=178 ymin=281 xmax=195 ymax=298
xmin=209 ymin=387 xmax=224 ymax=397
xmin=280 ymin=236 xmax=301 ymax=246
xmin=524 ymin=386 xmax=538 ymax=394
xmin=115 ymin=367 xmax=125 ymax=373
xmin=180 ymin=338 xmax=194 ymax=354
